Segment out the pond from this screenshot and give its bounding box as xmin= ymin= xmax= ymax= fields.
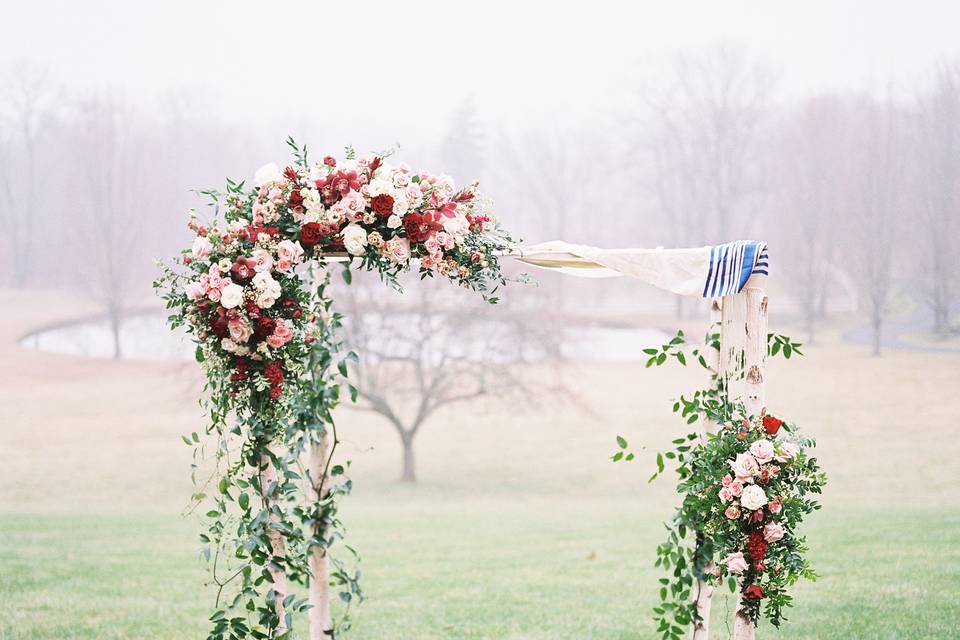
xmin=19 ymin=313 xmax=671 ymax=363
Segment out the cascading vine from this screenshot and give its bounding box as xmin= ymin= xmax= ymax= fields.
xmin=614 ymin=331 xmax=826 ymax=639
xmin=156 ymin=139 xmax=517 ymax=639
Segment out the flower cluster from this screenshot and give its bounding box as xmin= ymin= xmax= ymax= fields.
xmin=160 ymin=143 xmax=514 ymax=409
xmin=710 ymin=413 xmax=825 ymax=624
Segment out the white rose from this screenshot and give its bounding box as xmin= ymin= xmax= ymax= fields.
xmin=253 ymin=162 xmax=282 ymax=187
xmin=251 ymin=271 xmax=275 ymax=290
xmin=342 ymin=223 xmax=368 ymax=256
xmin=387 ymin=214 xmax=403 ymax=229
xmin=221 ymin=338 xmax=238 ymax=353
xmin=220 ymin=283 xmax=244 ymax=309
xmin=256 ymin=291 xmax=278 ymax=309
xmin=739 ymin=484 xmax=768 ymax=511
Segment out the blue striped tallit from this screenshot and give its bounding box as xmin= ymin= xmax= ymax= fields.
xmin=702 ymin=240 xmax=768 ymax=298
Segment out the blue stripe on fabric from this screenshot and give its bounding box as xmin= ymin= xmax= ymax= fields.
xmin=703 ymin=245 xmax=716 ymax=297
xmin=716 ymin=244 xmax=730 ymax=297
xmin=737 ymin=241 xmax=758 ymax=293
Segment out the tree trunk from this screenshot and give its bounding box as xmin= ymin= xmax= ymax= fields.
xmin=400 ymin=432 xmax=416 ymax=483
xmin=109 ymin=311 xmax=123 ymax=359
xmin=259 ymin=449 xmax=288 ymax=635
xmin=872 ymin=310 xmax=882 ymax=356
xmin=308 ymin=434 xmax=332 ymax=640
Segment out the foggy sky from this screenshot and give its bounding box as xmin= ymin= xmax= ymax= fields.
xmin=4 ymin=0 xmax=960 ymax=147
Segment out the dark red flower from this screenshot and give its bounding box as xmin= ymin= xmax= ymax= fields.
xmin=283 ymin=166 xmax=298 ymax=180
xmin=231 ymin=358 xmax=249 ymax=383
xmin=747 ymin=532 xmax=767 ymax=564
xmin=231 ymin=257 xmax=257 ymax=281
xmin=315 ymin=170 xmax=359 ymax=205
xmin=210 ymin=312 xmax=229 ymax=339
xmin=743 ymin=584 xmax=765 ymax=600
xmin=299 ymin=222 xmax=324 ymax=247
xmin=264 ymin=362 xmax=284 ymax=386
xmin=403 ymin=212 xmax=443 ymax=243
xmin=270 ymin=385 xmax=283 ymax=400
xmin=763 ymin=415 xmax=783 ymax=435
xmin=254 ymin=316 xmax=276 ymax=338
xmin=196 ymin=300 xmax=212 ymax=315
xmin=245 ymin=300 xmax=261 ymax=319
xmin=323 ymin=156 xmax=336 ymax=167
xmin=246 ymin=225 xmax=279 ymax=240
xmin=370 ymin=193 xmax=395 ymax=217
xmin=288 ymin=188 xmax=304 ymax=208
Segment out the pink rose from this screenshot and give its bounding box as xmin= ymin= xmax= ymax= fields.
xmin=729 ymin=453 xmax=759 ymax=481
xmin=275 ymin=240 xmax=304 ymax=265
xmin=718 ymin=487 xmax=733 ymax=502
xmin=266 ymin=321 xmax=294 ymax=348
xmin=722 ymin=551 xmax=748 ymax=574
xmin=251 ymin=249 xmax=274 ymax=273
xmin=228 ymin=317 xmax=253 ymax=343
xmin=276 ymin=258 xmax=292 ymax=272
xmin=185 ymin=281 xmax=206 ymax=300
xmin=386 ymin=237 xmax=411 ymax=264
xmin=775 ymin=442 xmax=801 ymax=463
xmin=763 ymin=522 xmax=785 ymax=543
xmin=725 ymin=505 xmax=741 ymax=520
xmin=729 ymin=480 xmax=744 ymax=497
xmin=191 ymin=236 xmax=212 ymax=259
xmin=750 ymin=440 xmax=775 ymax=465
xmin=721 ymin=475 xmax=733 ymax=487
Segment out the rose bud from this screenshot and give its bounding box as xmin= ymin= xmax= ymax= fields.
xmin=183 ymin=256 xmax=192 ymax=264
xmin=736 ymin=431 xmax=748 ymax=441
xmin=323 ymin=156 xmax=336 ymax=167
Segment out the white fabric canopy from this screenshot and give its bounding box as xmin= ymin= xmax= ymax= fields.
xmin=508 ymin=240 xmax=768 ymax=298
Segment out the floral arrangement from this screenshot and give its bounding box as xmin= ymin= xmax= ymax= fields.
xmin=155 ymin=139 xmax=516 ymax=639
xmin=696 ymin=411 xmax=825 ymax=625
xmin=615 ymin=331 xmax=825 ymax=638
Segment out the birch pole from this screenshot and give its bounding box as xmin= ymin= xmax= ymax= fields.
xmin=734 ymin=283 xmax=768 ymax=640
xmin=691 ymin=298 xmax=723 ymax=640
xmin=308 ymin=433 xmax=333 ymax=639
xmin=260 ymin=449 xmax=288 ymax=635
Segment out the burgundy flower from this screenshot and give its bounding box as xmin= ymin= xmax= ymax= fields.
xmin=743 ymin=584 xmax=765 ymax=600
xmin=403 ymin=212 xmax=443 ymax=243
xmin=283 ymin=166 xmax=298 ymax=180
xmin=231 ymin=257 xmax=257 ymax=281
xmin=254 ymin=316 xmax=276 ymax=338
xmin=370 ymin=193 xmax=395 ymax=217
xmin=299 ymin=222 xmax=324 ymax=247
xmin=288 ymin=187 xmax=304 ymax=208
xmin=264 ymin=362 xmax=284 ymax=386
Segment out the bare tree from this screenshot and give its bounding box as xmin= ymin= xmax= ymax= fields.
xmin=633 ymin=45 xmax=775 ymax=317
xmin=0 ymin=66 xmax=57 ymax=286
xmin=775 ymin=96 xmax=849 ymax=343
xmin=67 ymin=98 xmax=151 ymax=358
xmin=914 ymin=61 xmax=960 ymax=336
xmin=847 ymin=94 xmax=907 ymax=355
xmin=338 ymin=277 xmax=565 ymax=482
xmin=438 ymin=96 xmax=486 ymax=185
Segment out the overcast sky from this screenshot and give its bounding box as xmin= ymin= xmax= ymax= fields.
xmin=4 ymin=0 xmax=960 ymax=149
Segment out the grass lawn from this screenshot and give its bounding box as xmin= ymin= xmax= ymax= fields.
xmin=2 ymin=290 xmax=959 ymax=639
xmin=2 ymin=506 xmax=958 ymax=639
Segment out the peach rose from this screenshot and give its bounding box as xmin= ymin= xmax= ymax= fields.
xmin=725 ymin=505 xmax=741 ymax=520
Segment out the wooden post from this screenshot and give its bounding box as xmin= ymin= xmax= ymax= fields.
xmin=734 ymin=284 xmax=768 ymax=640
xmin=308 ymin=433 xmax=333 ymax=639
xmin=691 ymin=299 xmax=722 ymax=640
xmin=260 ymin=449 xmax=288 ymax=635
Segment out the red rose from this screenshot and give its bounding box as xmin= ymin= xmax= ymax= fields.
xmin=270 ymin=385 xmax=283 ymax=400
xmin=762 ymin=415 xmax=783 ymax=435
xmin=300 ymin=222 xmax=324 ymax=247
xmin=370 ymin=193 xmax=395 ymax=217
xmin=254 ymin=316 xmax=276 ymax=338
xmin=288 ymin=188 xmax=304 ymax=208
xmin=743 ymin=584 xmax=765 ymax=600
xmin=323 ymin=156 xmax=336 ymax=167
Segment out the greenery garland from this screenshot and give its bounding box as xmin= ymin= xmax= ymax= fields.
xmin=615 ymin=330 xmax=826 ymax=639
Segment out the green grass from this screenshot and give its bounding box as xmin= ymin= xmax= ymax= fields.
xmin=2 ymin=504 xmax=958 ymax=639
